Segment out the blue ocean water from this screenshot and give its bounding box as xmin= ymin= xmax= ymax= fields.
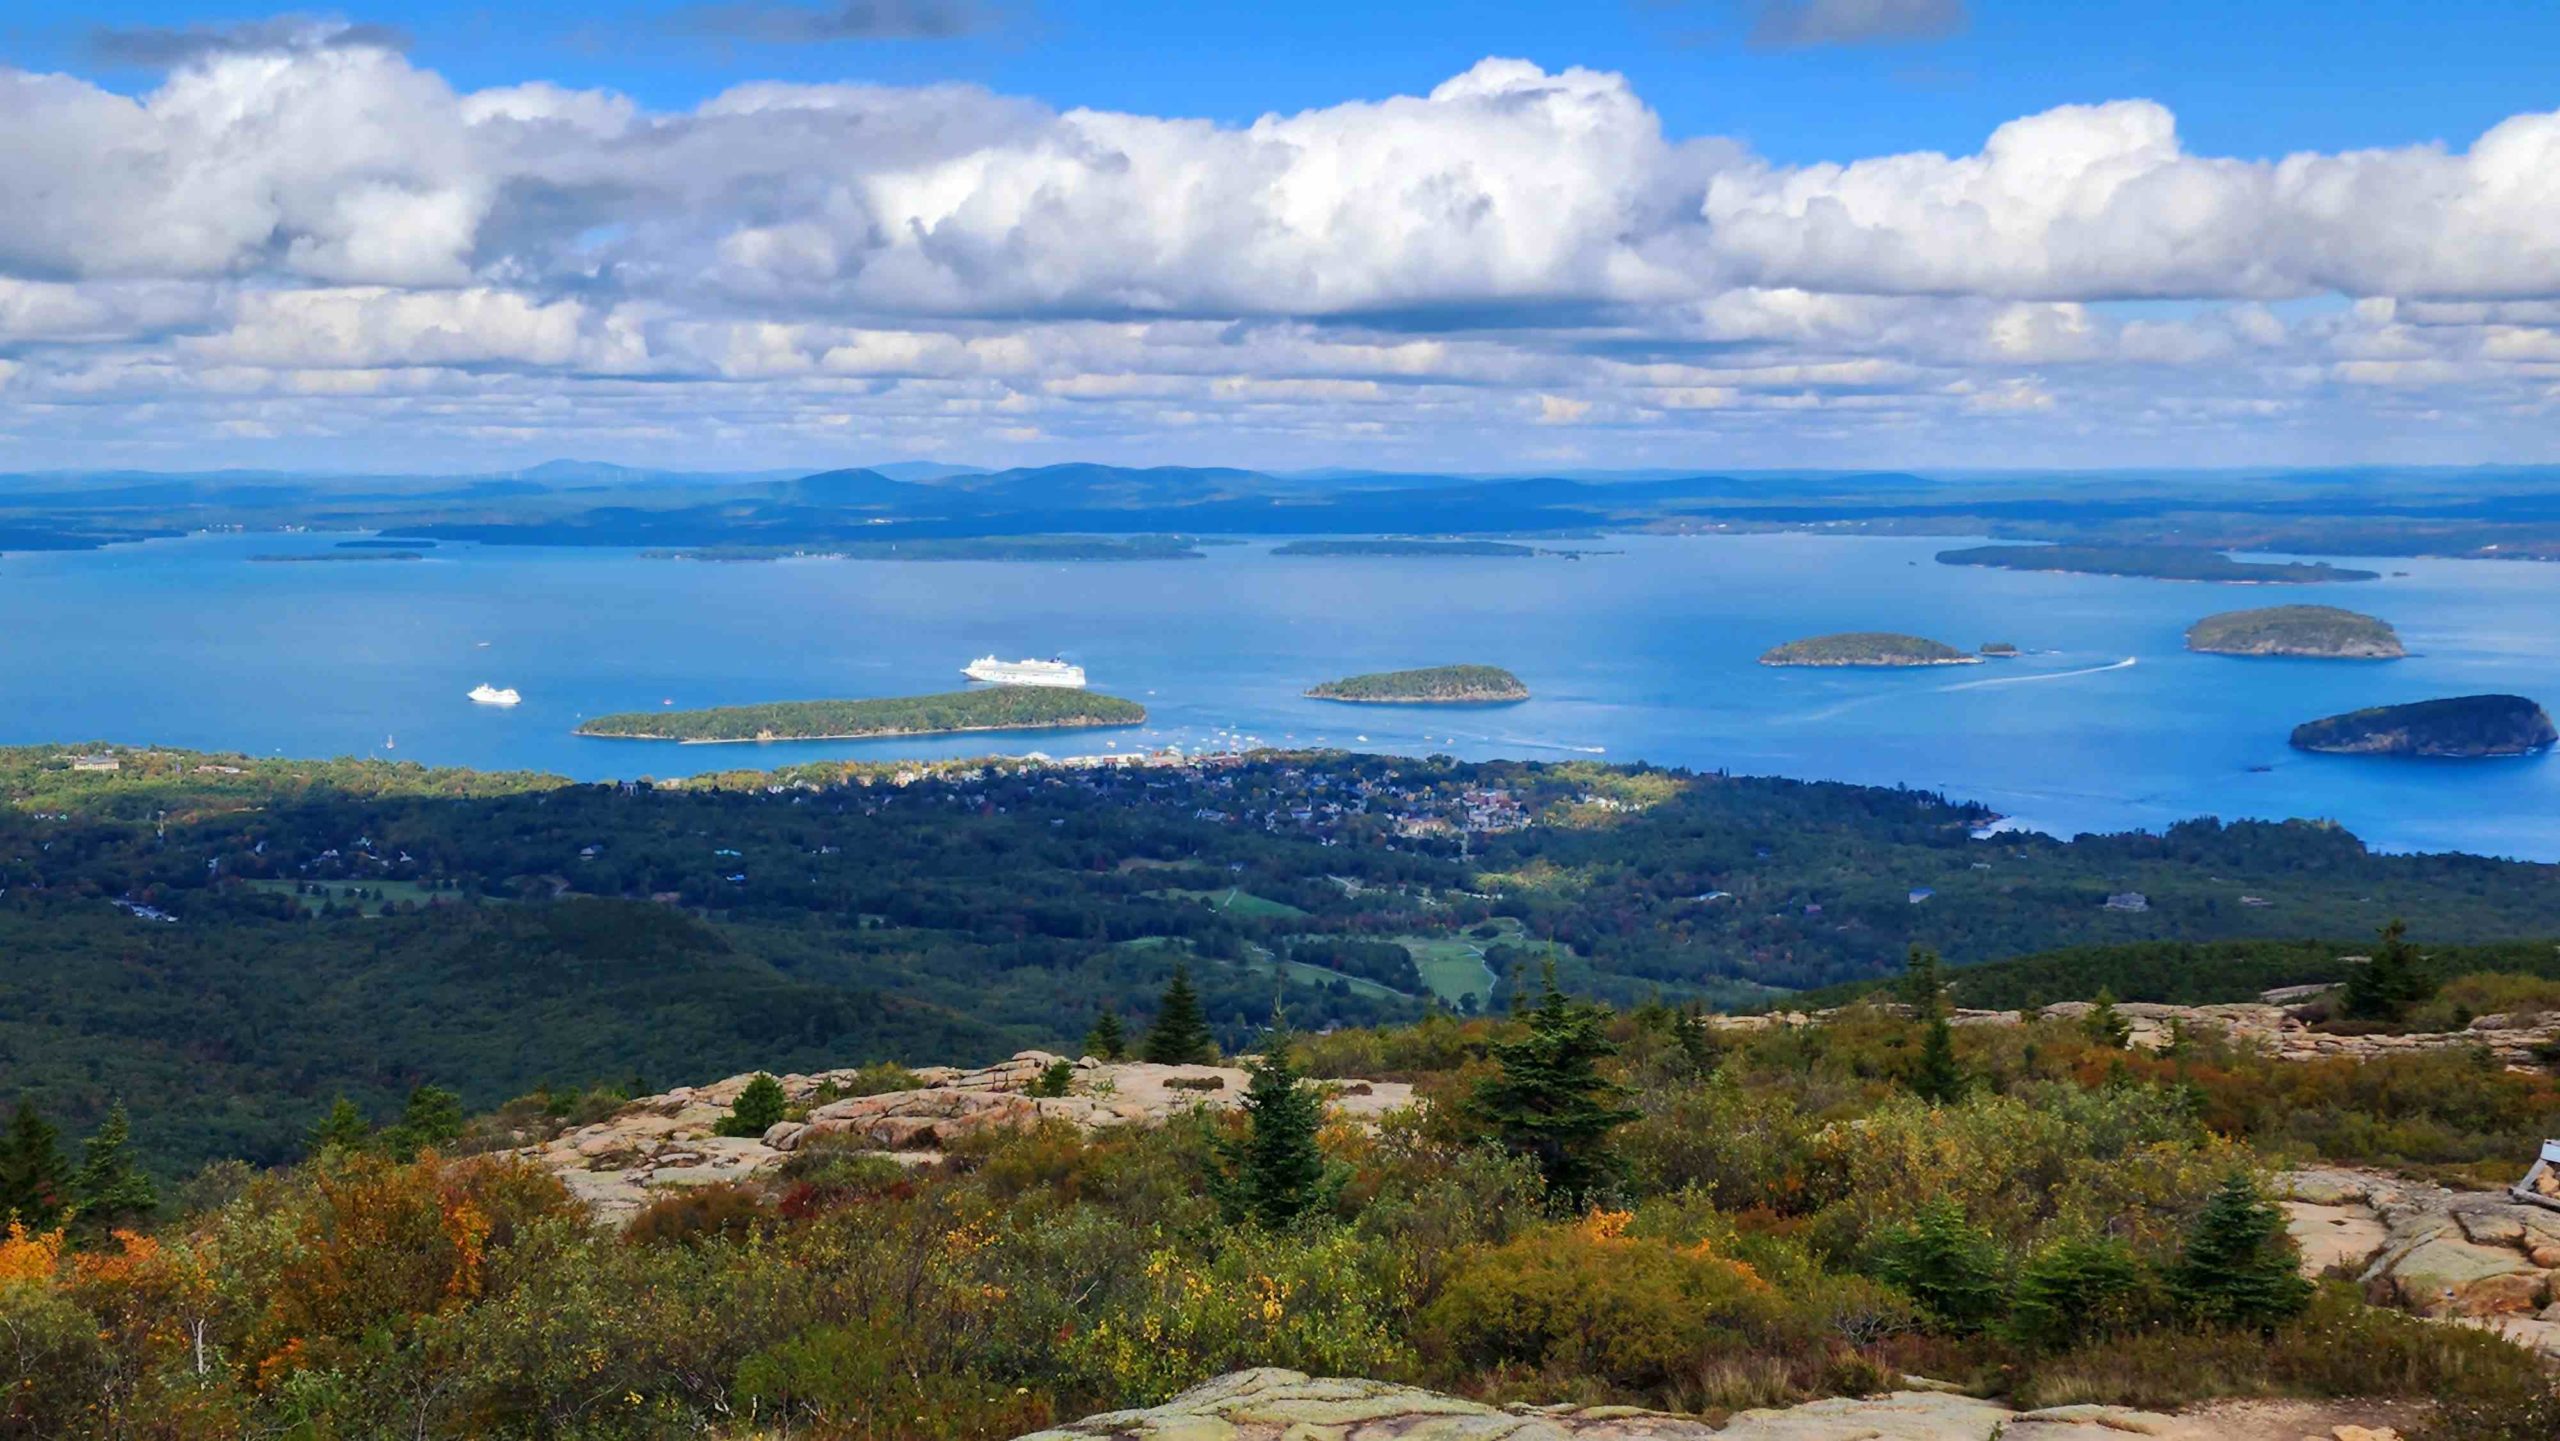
xmin=5 ymin=532 xmax=2558 ymax=858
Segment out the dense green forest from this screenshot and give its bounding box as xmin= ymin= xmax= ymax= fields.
xmin=1304 ymin=665 xmax=1530 ymax=701
xmin=575 ymin=689 xmax=1147 ymax=741
xmin=11 ymin=742 xmax=2560 ymax=1174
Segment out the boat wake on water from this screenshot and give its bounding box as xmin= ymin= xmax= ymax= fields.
xmin=1936 ymin=656 xmax=2137 ymax=692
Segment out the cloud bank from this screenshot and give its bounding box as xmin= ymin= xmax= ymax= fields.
xmin=2 ymin=36 xmax=2557 ymax=470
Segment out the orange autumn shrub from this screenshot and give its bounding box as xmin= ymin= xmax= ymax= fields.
xmin=1418 ymin=1208 xmax=1793 ymax=1395
xmin=227 ymin=1150 xmax=574 ymax=1384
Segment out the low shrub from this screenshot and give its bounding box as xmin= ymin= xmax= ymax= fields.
xmin=625 ymin=1182 xmax=770 ymax=1248
xmin=1418 ymin=1210 xmax=1793 ymax=1397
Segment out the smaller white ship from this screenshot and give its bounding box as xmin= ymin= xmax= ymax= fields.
xmin=962 ymin=655 xmax=1088 ymax=689
xmin=468 ymin=683 xmax=522 ymax=707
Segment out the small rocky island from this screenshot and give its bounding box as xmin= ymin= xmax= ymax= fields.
xmin=1758 ymin=632 xmax=1980 ymax=667
xmin=2289 ymin=694 xmax=2556 ymax=758
xmin=1305 ymin=665 xmax=1529 ymax=703
xmin=577 ymin=689 xmax=1145 ymax=743
xmin=2187 ymin=604 xmax=2404 ymax=658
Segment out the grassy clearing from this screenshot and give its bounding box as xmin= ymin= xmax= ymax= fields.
xmin=1149 ymin=887 xmax=1312 ymax=919
xmin=246 ymin=878 xmax=459 ymax=915
xmin=1237 ymin=949 xmax=1412 ymax=1001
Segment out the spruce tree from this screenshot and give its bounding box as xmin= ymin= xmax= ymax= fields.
xmin=307 ymin=1096 xmax=374 ymax=1156
xmin=715 ymin=1074 xmax=788 ymax=1137
xmin=2083 ymin=988 xmax=2133 ymax=1048
xmin=1142 ymin=964 xmax=1217 ymax=1065
xmin=1216 ymin=1019 xmax=1334 ymax=1227
xmin=2342 ymin=918 xmax=2435 ymax=1022
xmin=1466 ymin=968 xmax=1639 ymax=1203
xmin=70 ymin=1105 xmax=158 ymax=1239
xmin=0 ymin=1099 xmax=71 ymax=1229
xmin=383 ymin=1084 xmax=466 ymax=1160
xmin=2173 ymin=1171 xmax=2313 ymax=1329
xmin=1084 ymin=1009 xmax=1129 ymax=1061
xmin=1902 ymin=943 xmax=1947 ymax=1017
xmin=1904 ymin=947 xmax=1967 ymax=1103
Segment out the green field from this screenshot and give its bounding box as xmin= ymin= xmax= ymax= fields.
xmin=1149 ymin=887 xmax=1312 ymax=919
xmin=246 ymin=878 xmax=458 ymax=915
xmin=1372 ymin=918 xmax=1565 ymax=1008
xmin=1236 ymin=948 xmax=1412 ymax=1001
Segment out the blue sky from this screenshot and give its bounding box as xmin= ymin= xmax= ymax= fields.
xmin=1 ymin=1 xmax=2557 ymax=472
xmin=29 ymin=0 xmax=2558 ymax=161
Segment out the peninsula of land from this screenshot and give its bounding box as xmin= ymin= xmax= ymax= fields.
xmin=1272 ymin=539 xmax=1586 ymax=559
xmin=1937 ymin=544 xmax=2379 ymax=583
xmin=1304 ymin=665 xmax=1530 ymax=703
xmin=576 ymin=689 xmax=1146 ymax=743
xmin=2187 ymin=605 xmax=2405 ymax=658
xmin=2289 ymin=694 xmax=2556 ymax=758
xmin=1758 ymin=632 xmax=1979 ymax=667
xmin=644 ymin=535 xmax=1210 ymax=563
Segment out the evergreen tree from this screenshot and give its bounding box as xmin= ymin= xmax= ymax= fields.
xmin=1910 ymin=1016 xmax=1966 ymax=1104
xmin=0 ymin=1099 xmax=71 ymax=1229
xmin=2173 ymin=1171 xmax=2313 ymax=1329
xmin=1142 ymin=964 xmax=1217 ymax=1065
xmin=70 ymin=1105 xmax=158 ymax=1239
xmin=1466 ymin=968 xmax=1639 ymax=1203
xmin=1215 ymin=1019 xmax=1335 ymax=1227
xmin=1901 ymin=943 xmax=1947 ymax=1017
xmin=2008 ymin=1234 xmax=2145 ymax=1349
xmin=307 ymin=1096 xmax=374 ymax=1156
xmin=715 ymin=1074 xmax=789 ymax=1138
xmin=2083 ymin=988 xmax=2133 ymax=1049
xmin=1903 ymin=947 xmax=1967 ymax=1103
xmin=1871 ymin=1199 xmax=2008 ymax=1333
xmin=1083 ymin=1009 xmax=1129 ymax=1062
xmin=2342 ymin=918 xmax=2435 ymax=1022
xmin=383 ymin=1084 xmax=466 ymax=1160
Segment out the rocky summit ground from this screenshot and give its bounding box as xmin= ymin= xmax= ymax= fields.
xmin=520 ymin=1052 xmax=1414 ymax=1221
xmin=1716 ymin=997 xmax=2560 ymax=1068
xmin=2285 ymin=1166 xmax=2560 ymax=1357
xmin=1008 ymin=1369 xmax=2417 ymax=1441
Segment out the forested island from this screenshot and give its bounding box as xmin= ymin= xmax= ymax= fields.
xmin=576 ymin=689 xmax=1147 ymax=742
xmin=2187 ymin=605 xmax=2405 ymax=658
xmin=646 ymin=535 xmax=1210 ymax=562
xmin=1274 ymin=540 xmax=1551 ymax=558
xmin=1759 ymin=632 xmax=1979 ymax=667
xmin=1938 ymin=544 xmax=2380 ymax=583
xmin=248 ymin=551 xmax=425 ymax=563
xmin=1304 ymin=664 xmax=1530 ymax=702
xmin=2289 ymin=694 xmax=2557 ymax=757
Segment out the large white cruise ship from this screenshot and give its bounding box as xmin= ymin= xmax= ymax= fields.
xmin=962 ymin=655 xmax=1087 ymax=689
xmin=467 ymin=683 xmax=522 ymax=707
